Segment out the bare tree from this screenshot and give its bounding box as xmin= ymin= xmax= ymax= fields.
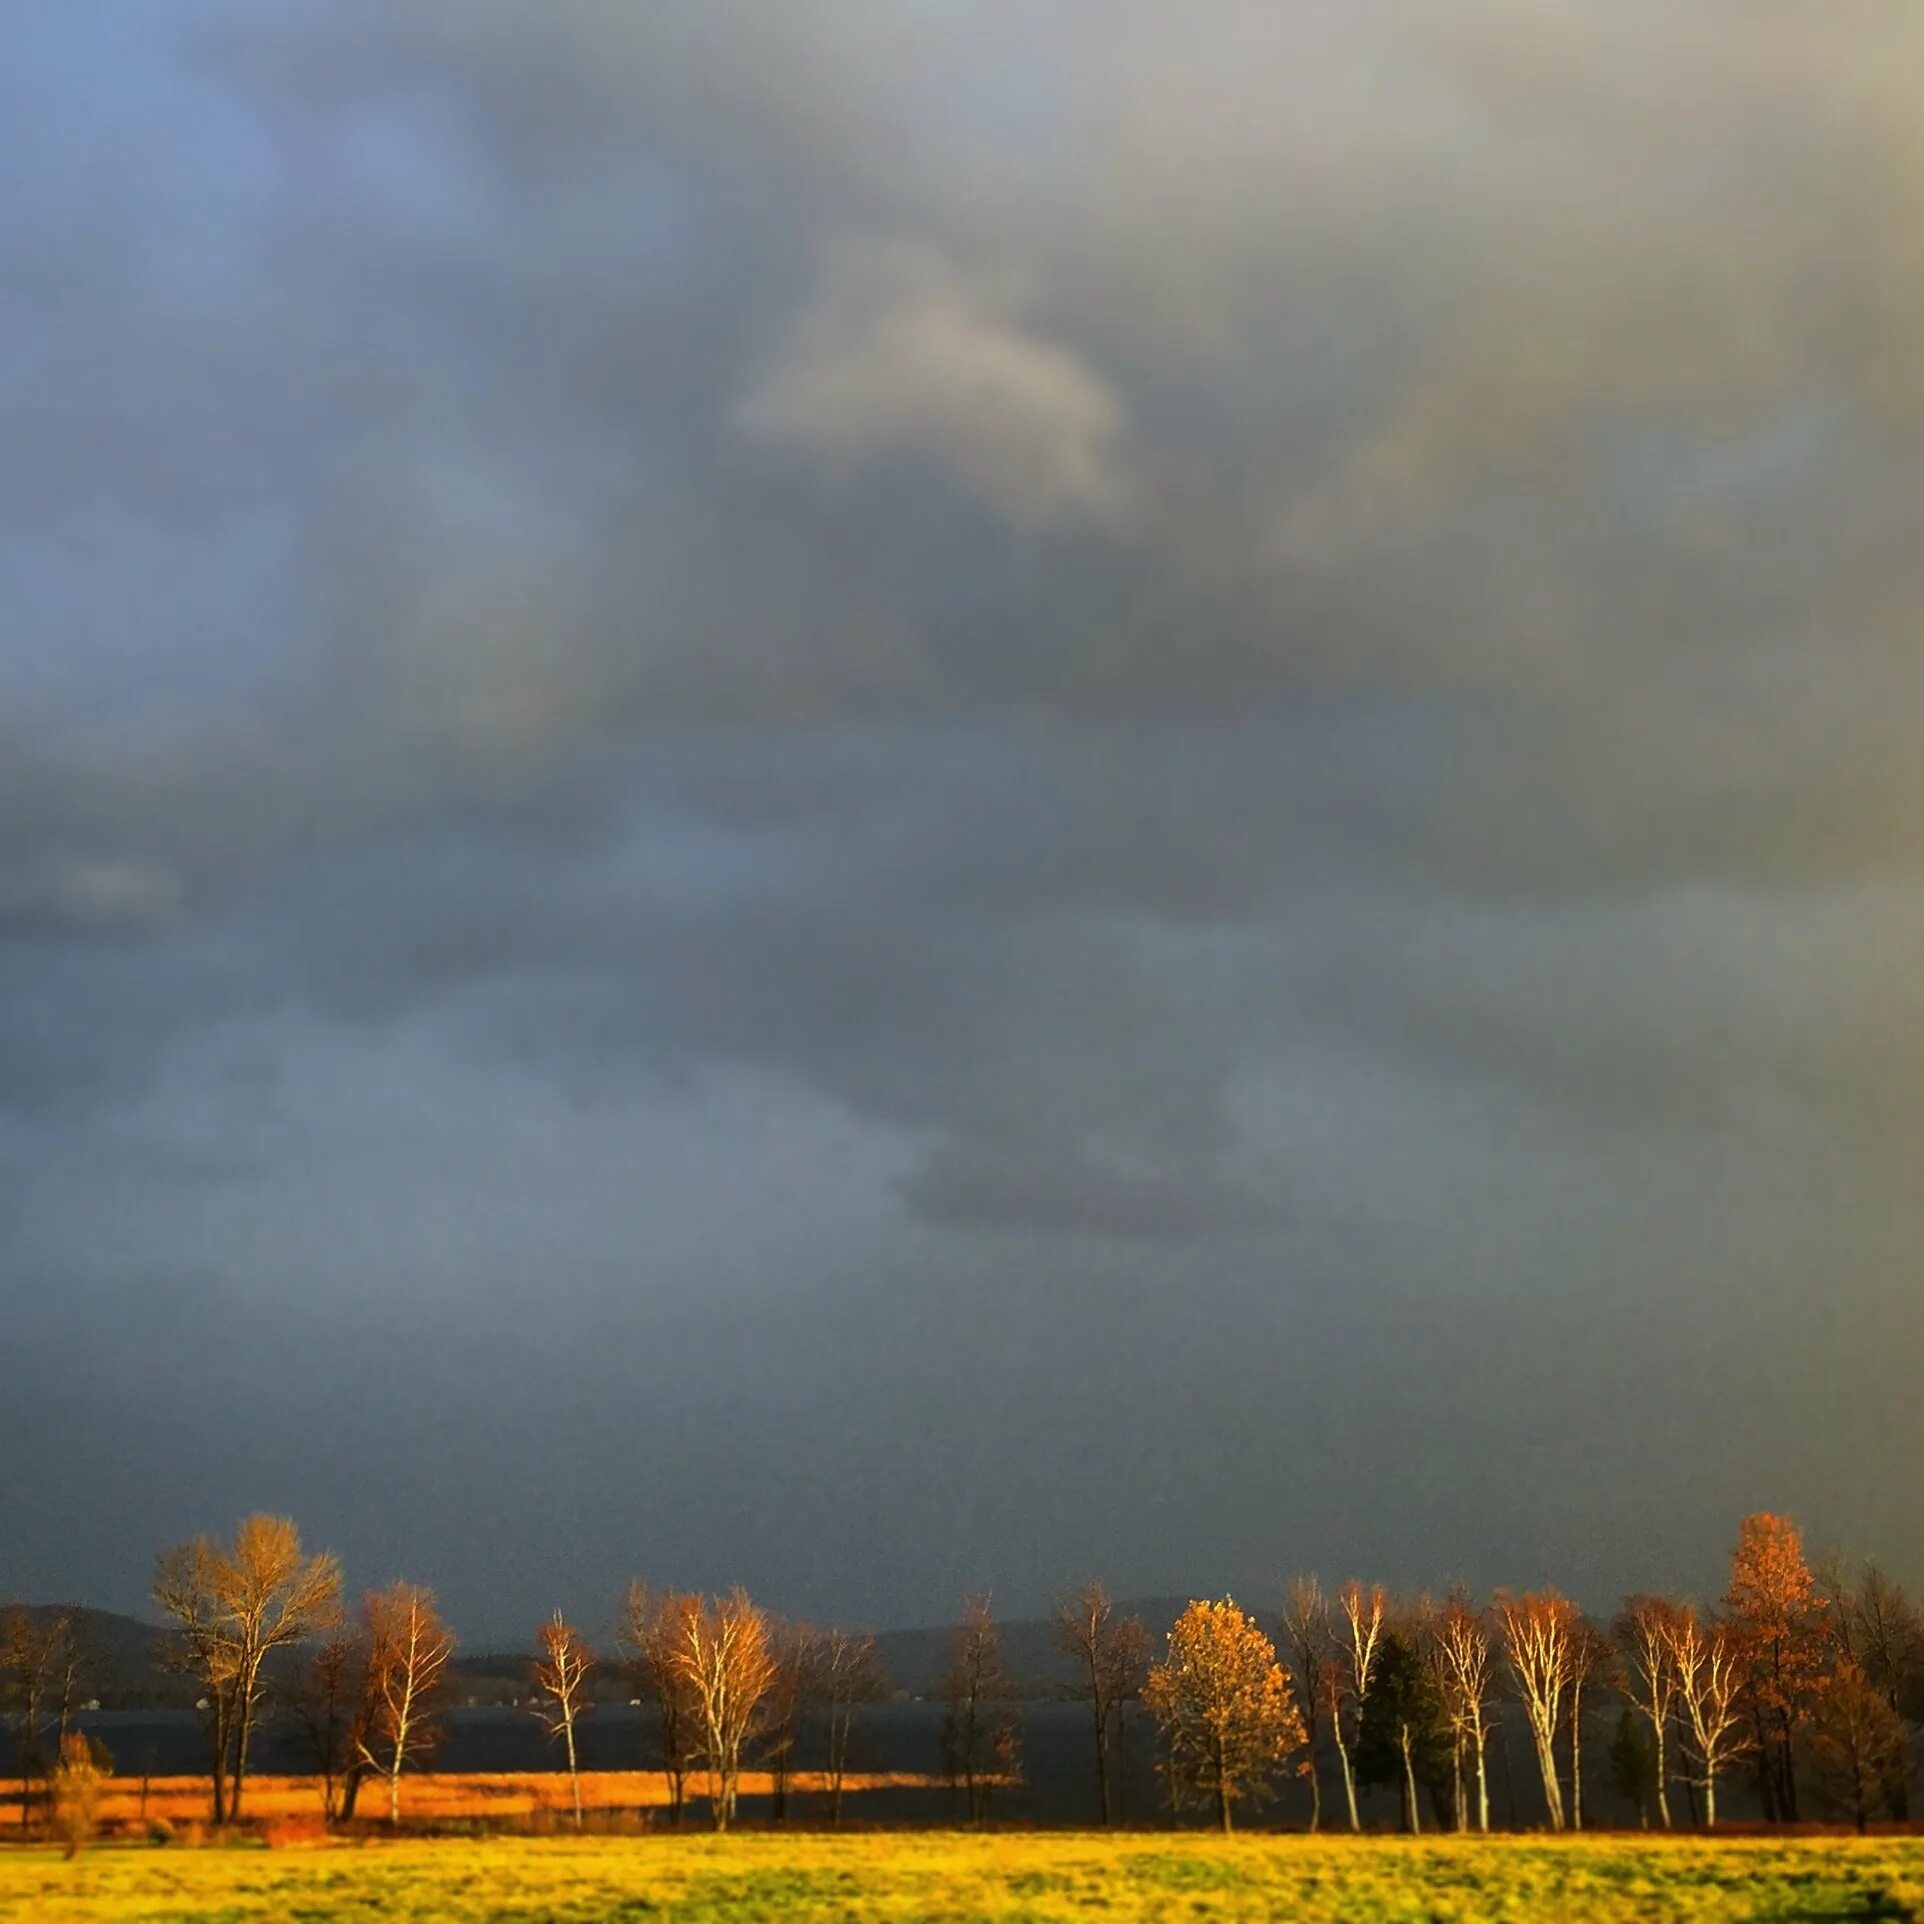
xmin=1431 ymin=1597 xmax=1494 ymax=1832
xmin=1496 ymin=1591 xmax=1578 ymax=1831
xmin=287 ymin=1631 xmax=367 ymax=1825
xmin=356 ymin=1584 xmax=456 ymax=1825
xmin=1053 ymin=1582 xmax=1149 ymax=1827
xmin=667 ymin=1589 xmax=779 ymax=1831
xmin=1280 ymin=1578 xmax=1333 ymax=1831
xmin=531 ymin=1611 xmax=595 ymax=1828
xmin=1615 ymin=1597 xmax=1684 ymax=1831
xmin=1822 ymin=1558 xmax=1920 ymax=1821
xmin=1 ymin=1610 xmax=71 ymax=1832
xmin=1566 ymin=1618 xmax=1611 ymax=1831
xmin=815 ymin=1627 xmax=886 ymax=1825
xmin=153 ymin=1540 xmax=239 ymax=1821
xmin=153 ymin=1515 xmax=340 ymax=1823
xmin=940 ymin=1591 xmax=1022 ymax=1825
xmin=618 ymin=1585 xmax=704 ymax=1827
xmin=761 ymin=1619 xmax=821 ymax=1823
xmin=1660 ymin=1605 xmax=1749 ymax=1828
xmin=1332 ymin=1581 xmax=1387 ymax=1831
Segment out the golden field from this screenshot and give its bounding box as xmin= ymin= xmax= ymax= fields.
xmin=72 ymin=1768 xmax=935 ymax=1829
xmin=4 ymin=1832 xmax=1924 ymax=1922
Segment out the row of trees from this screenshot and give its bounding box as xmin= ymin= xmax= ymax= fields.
xmin=1008 ymin=1515 xmax=1920 ymax=1833
xmin=144 ymin=1517 xmax=886 ymax=1831
xmin=0 ymin=1609 xmax=90 ymax=1831
xmin=24 ymin=1507 xmax=1903 ymax=1834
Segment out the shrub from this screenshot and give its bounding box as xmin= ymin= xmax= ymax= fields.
xmin=49 ymin=1733 xmax=105 ymax=1860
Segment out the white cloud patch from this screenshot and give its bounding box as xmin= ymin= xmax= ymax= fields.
xmin=734 ymin=245 xmax=1131 ymax=534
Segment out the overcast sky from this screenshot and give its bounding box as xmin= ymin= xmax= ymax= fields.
xmin=6 ymin=2 xmax=1924 ymax=1644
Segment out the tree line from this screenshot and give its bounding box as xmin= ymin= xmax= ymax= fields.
xmin=1039 ymin=1513 xmax=1919 ymax=1833
xmin=6 ymin=1508 xmax=1917 ymax=1835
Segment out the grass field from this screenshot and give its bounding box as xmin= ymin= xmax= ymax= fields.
xmin=4 ymin=1833 xmax=1923 ymax=1922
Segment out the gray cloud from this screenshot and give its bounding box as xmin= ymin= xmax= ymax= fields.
xmin=4 ymin=0 xmax=1923 ymax=1632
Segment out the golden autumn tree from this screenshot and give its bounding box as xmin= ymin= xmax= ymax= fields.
xmin=152 ymin=1515 xmax=341 ymax=1824
xmin=1724 ymin=1512 xmax=1827 ymax=1822
xmin=1143 ymin=1598 xmax=1306 ymax=1833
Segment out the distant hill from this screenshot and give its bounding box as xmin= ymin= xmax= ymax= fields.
xmin=0 ymin=1603 xmax=192 ymax=1708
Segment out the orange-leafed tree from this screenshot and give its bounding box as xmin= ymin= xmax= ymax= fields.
xmin=1143 ymin=1598 xmax=1306 ymax=1833
xmin=356 ymin=1583 xmax=456 ymax=1826
xmin=668 ymin=1589 xmax=780 ymax=1832
xmin=1660 ymin=1604 xmax=1750 ymax=1827
xmin=1724 ymin=1512 xmax=1828 ymax=1822
xmin=531 ymin=1612 xmax=595 ymax=1828
xmin=1495 ymin=1590 xmax=1579 ymax=1831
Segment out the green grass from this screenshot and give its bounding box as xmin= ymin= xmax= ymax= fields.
xmin=4 ymin=1833 xmax=1924 ymax=1922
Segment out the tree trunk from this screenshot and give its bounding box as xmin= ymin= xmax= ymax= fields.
xmin=209 ymin=1695 xmax=230 ymax=1826
xmin=231 ymin=1674 xmax=257 ymax=1820
xmin=1217 ymin=1779 xmax=1232 ymax=1834
xmin=1704 ymin=1768 xmax=1718 ymax=1830
xmin=1332 ymin=1724 xmax=1361 ymax=1832
xmin=1569 ymin=1679 xmax=1584 ymax=1832
xmin=1532 ymin=1725 xmax=1565 ymax=1831
xmin=1652 ymin=1718 xmax=1670 ymax=1830
xmin=1473 ymin=1725 xmax=1491 ymax=1833
xmin=1401 ymin=1725 xmax=1421 ymax=1835
xmin=565 ymin=1720 xmax=583 ymax=1829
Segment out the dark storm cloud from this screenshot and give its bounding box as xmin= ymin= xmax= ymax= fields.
xmin=5 ymin=1 xmax=1924 ymax=1632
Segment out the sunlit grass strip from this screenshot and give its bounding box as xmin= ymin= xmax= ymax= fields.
xmin=4 ymin=1832 xmax=1924 ymax=1923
